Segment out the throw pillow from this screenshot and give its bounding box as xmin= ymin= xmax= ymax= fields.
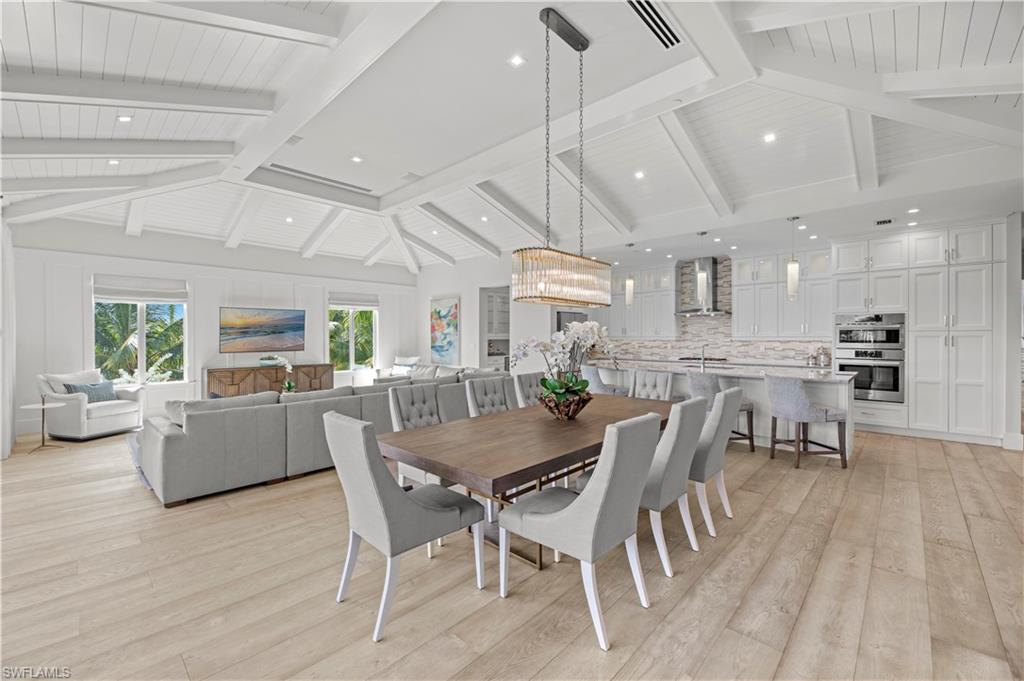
xmin=64 ymin=381 xmax=117 ymax=403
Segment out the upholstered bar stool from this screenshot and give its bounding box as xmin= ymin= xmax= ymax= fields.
xmin=687 ymin=372 xmax=755 ymax=452
xmin=629 ymin=370 xmax=674 ymax=401
xmin=580 ymin=365 xmax=629 ymax=396
xmin=764 ymin=375 xmax=848 ymax=469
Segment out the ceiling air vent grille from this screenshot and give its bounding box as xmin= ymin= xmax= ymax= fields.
xmin=268 ymin=163 xmax=373 ymax=194
xmin=875 ymin=218 xmax=893 ymax=226
xmin=627 ymin=1 xmax=681 ymax=50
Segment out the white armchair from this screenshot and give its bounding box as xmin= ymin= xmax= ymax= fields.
xmin=36 ymin=370 xmax=144 ymax=440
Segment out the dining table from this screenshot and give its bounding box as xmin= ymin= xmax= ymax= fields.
xmin=376 ymin=394 xmax=674 ymax=569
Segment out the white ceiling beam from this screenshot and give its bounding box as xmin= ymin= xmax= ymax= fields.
xmin=845 ymin=109 xmax=878 ymax=190
xmin=467 ymin=183 xmax=550 ymax=246
xmin=731 ymin=3 xmax=910 ymax=33
xmin=402 ymin=230 xmax=456 ymax=267
xmin=223 ymin=189 xmax=262 ymax=249
xmin=382 ymin=216 xmax=419 ymax=274
xmin=74 ymin=1 xmax=340 ymax=47
xmin=752 ymin=49 xmax=1022 ymax=148
xmin=657 ymin=110 xmax=732 ymax=217
xmin=124 ymin=199 xmax=148 ymax=237
xmin=549 ymin=155 xmax=632 ymax=236
xmin=362 ymin=236 xmax=392 ymax=267
xmin=0 ymin=176 xmax=147 ymax=194
xmin=0 ymin=72 xmax=273 ymax=116
xmin=881 ymin=64 xmax=1024 ymax=99
xmin=223 ymin=3 xmax=437 ymax=182
xmin=240 ymin=168 xmax=379 ymax=213
xmin=417 ymin=204 xmax=501 ymax=259
xmin=2 ymin=139 xmax=236 ymax=160
xmin=2 ymin=162 xmax=224 ymax=224
xmin=299 ymin=208 xmax=349 ymax=259
xmin=668 ymin=3 xmax=757 ymax=79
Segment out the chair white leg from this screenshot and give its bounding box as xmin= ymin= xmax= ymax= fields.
xmin=336 ymin=530 xmax=361 ymax=602
xmin=678 ymin=494 xmax=699 ymax=552
xmin=371 ymin=556 xmax=401 ymax=642
xmin=580 ymin=561 xmax=610 ymax=651
xmin=437 ymin=536 xmax=444 ymax=547
xmin=648 ymin=510 xmax=673 ymax=577
xmin=486 ymin=499 xmax=496 ymax=523
xmin=472 ymin=521 xmax=485 ymax=590
xmin=715 ymin=470 xmax=733 ymax=519
xmin=426 ymin=539 xmax=433 ymax=559
xmin=624 ymin=534 xmax=650 ymax=608
xmin=554 ymin=549 xmax=561 ymax=563
xmin=696 ymin=482 xmax=716 ymax=538
xmin=499 ymin=527 xmax=510 ymax=598
xmin=397 ymin=473 xmax=407 ymax=487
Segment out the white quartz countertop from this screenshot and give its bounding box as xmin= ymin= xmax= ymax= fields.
xmin=591 ymin=357 xmax=856 ymax=383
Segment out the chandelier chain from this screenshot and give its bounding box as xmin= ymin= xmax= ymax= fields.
xmin=543 ymin=24 xmax=552 ymax=249
xmin=578 ymin=48 xmax=584 ymax=257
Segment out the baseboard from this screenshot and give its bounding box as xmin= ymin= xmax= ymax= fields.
xmin=857 ymin=423 xmax=1004 ymax=447
xmin=1002 ymin=432 xmax=1024 ymax=451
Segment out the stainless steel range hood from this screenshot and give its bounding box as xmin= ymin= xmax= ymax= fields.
xmin=677 ymin=257 xmax=727 ymax=316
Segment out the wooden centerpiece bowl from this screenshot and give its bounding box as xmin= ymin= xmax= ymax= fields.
xmin=540 ymin=392 xmax=593 ymax=421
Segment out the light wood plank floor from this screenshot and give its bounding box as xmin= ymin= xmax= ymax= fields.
xmin=2 ymin=429 xmax=1021 ymax=680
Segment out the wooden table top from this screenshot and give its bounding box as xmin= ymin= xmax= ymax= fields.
xmin=376 ymin=394 xmax=674 ymax=496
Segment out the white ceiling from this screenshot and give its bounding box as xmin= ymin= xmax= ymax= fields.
xmin=2 ymin=1 xmax=1022 ymax=274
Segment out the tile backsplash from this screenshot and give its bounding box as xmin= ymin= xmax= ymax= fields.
xmin=610 ymin=256 xmax=832 ymax=364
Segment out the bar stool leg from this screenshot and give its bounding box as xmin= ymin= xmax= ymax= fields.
xmin=769 ymin=417 xmax=777 ymax=459
xmin=794 ymin=423 xmax=803 ymax=469
xmin=746 ymin=410 xmax=755 ymax=452
xmin=838 ymin=420 xmax=848 ymax=469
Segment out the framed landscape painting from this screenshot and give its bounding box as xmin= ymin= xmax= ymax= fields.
xmin=429 ymin=296 xmax=459 ymax=365
xmin=219 ymin=307 xmax=306 ymax=353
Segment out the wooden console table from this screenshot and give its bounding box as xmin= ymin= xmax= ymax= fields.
xmin=206 ymin=363 xmax=333 ymax=398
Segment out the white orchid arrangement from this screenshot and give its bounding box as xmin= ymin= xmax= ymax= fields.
xmin=512 ymin=321 xmax=616 ymax=401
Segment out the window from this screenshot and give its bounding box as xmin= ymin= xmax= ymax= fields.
xmin=329 ymin=307 xmax=377 ymax=371
xmin=94 ymin=301 xmax=185 ymax=383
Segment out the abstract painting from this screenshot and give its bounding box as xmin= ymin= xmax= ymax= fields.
xmin=219 ymin=307 xmax=306 ymax=353
xmin=429 ymin=296 xmax=460 ymax=365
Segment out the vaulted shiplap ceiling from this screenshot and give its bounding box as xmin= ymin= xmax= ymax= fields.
xmin=2 ymin=1 xmax=1021 ymax=270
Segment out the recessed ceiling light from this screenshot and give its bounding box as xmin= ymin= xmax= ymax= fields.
xmin=431 ymin=229 xmax=439 ymax=235
xmin=666 ymin=254 xmax=673 ymax=258
xmin=590 ymin=256 xmax=597 ymax=260
xmin=507 ymin=53 xmax=526 ymax=69
xmin=763 ymin=132 xmax=776 ymax=143
xmin=107 ymin=159 xmax=119 ymax=165
xmin=480 ymin=216 xmax=488 ymax=222
xmin=117 ymin=115 xmax=132 ymax=123
xmin=613 ymin=261 xmax=619 ymax=265
xmin=907 ymin=208 xmax=920 ymax=214
xmin=907 ymin=221 xmax=918 ymax=227
xmin=730 ymin=245 xmax=738 ymax=250
xmin=713 ymin=237 xmax=721 ymax=243
xmin=644 ymin=247 xmax=652 ymax=252
xmin=634 ymin=170 xmax=645 ymax=180
xmin=285 ymin=217 xmax=293 ymax=223
xmin=797 ymin=224 xmax=807 ymax=230
xmin=809 ymin=235 xmax=819 ymax=240
xmin=350 ymin=156 xmax=363 ymax=163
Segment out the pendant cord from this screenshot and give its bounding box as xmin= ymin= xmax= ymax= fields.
xmin=543 ymin=24 xmax=552 ymax=249
xmin=578 ymin=48 xmax=585 ymax=257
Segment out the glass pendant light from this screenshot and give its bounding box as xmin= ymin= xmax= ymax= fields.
xmin=511 ymin=9 xmax=611 ymax=308
xmin=786 ymin=217 xmax=800 ymax=301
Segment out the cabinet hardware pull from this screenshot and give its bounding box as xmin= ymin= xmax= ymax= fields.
xmin=951 ymin=335 xmax=955 ymax=347
xmin=943 ymin=314 xmax=947 ymax=327
xmin=944 ymin=248 xmax=949 ymax=263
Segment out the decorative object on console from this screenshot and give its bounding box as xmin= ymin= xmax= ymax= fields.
xmin=511 ymin=8 xmax=611 ymax=308
xmin=512 ymin=321 xmax=615 ymax=420
xmin=430 ymin=297 xmax=460 ymax=364
xmin=282 ymin=379 xmax=297 ymax=393
xmin=259 ymin=354 xmax=293 ymax=369
xmin=219 ymin=307 xmax=305 ymax=353
xmin=206 ymin=363 xmax=332 ymax=398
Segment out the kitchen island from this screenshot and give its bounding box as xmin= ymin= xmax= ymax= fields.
xmin=590 ymin=357 xmax=856 ymax=454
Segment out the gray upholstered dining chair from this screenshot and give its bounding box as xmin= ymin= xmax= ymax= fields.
xmin=629 ymin=370 xmax=673 ymax=401
xmin=576 ymin=397 xmax=707 ymax=573
xmin=581 ymin=365 xmax=629 ymax=396
xmin=687 ymin=372 xmax=755 ymax=452
xmin=498 ymin=412 xmax=661 ymax=651
xmin=513 ymin=372 xmax=544 ymax=408
xmin=324 ymin=411 xmax=486 ymax=642
xmin=437 ymin=383 xmax=470 ymax=422
xmin=690 ymin=387 xmax=743 ymax=538
xmin=465 ymin=377 xmax=510 ymax=417
xmin=765 ymin=375 xmax=848 ymax=469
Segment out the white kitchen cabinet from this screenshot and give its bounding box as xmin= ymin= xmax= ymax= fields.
xmin=908 ymin=332 xmax=949 ymax=432
xmin=949 ymin=331 xmax=992 ymax=436
xmin=778 ymin=284 xmax=804 ymax=337
xmin=802 ymin=249 xmax=832 ymax=279
xmin=949 ymin=225 xmax=992 ymax=264
xmin=832 ymin=241 xmax=870 ymax=274
xmin=868 ymin=270 xmax=908 ymax=312
xmin=732 ymin=285 xmax=756 ymax=337
xmin=754 ymin=283 xmax=778 ymax=336
xmin=868 ymin=234 xmax=909 ymax=270
xmin=609 ymin=295 xmax=625 ymax=337
xmin=833 ymin=273 xmax=870 ymax=313
xmin=949 ymin=264 xmax=992 ymax=331
xmin=908 ymin=231 xmax=948 ymax=268
xmin=755 ymin=256 xmax=778 ymax=283
xmin=641 ymin=294 xmax=657 ymax=337
xmin=733 ymin=259 xmax=756 ymax=285
xmin=805 ymin=279 xmax=832 ymax=337
xmin=909 ymin=267 xmax=948 ymax=331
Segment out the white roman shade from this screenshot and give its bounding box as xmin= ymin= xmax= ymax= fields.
xmin=328 ymin=292 xmax=379 ymax=309
xmin=93 ymin=274 xmax=188 ymax=303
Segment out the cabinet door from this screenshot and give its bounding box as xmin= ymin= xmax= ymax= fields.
xmin=755 ymin=283 xmax=779 ymax=337
xmin=908 ymin=231 xmax=948 ymax=268
xmin=754 ymin=256 xmax=777 ymax=283
xmin=778 ymin=283 xmax=805 ymax=337
xmin=805 ymin=279 xmax=833 ymax=338
xmin=732 ymin=285 xmax=756 ymax=338
xmin=641 ymin=270 xmax=656 ymax=292
xmin=802 ymin=249 xmax=832 ymax=279
xmin=609 ymin=295 xmax=625 ymax=337
xmin=908 ymin=332 xmax=948 ymax=432
xmin=625 ymin=297 xmax=642 ymax=337
xmin=657 ymin=291 xmax=676 ymax=337
xmin=950 ymin=225 xmax=992 ymax=264
xmin=733 ymin=258 xmax=756 ymax=285
xmin=655 ymin=268 xmax=674 ymax=290
xmin=869 ymin=270 xmax=908 ymax=312
xmin=832 ymin=241 xmax=869 ymax=274
xmin=949 ymin=331 xmax=993 ymax=436
xmin=950 ymin=264 xmax=992 ymax=330
xmin=868 ymin=234 xmax=909 ymax=270
xmin=908 ymin=267 xmax=948 ymax=331
xmin=641 ymin=294 xmax=657 ymax=337
xmin=833 ymin=274 xmax=869 ymax=314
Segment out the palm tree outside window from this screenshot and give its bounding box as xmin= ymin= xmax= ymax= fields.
xmin=94 ymin=301 xmax=185 ymax=383
xmin=328 ymin=307 xmax=376 ymax=371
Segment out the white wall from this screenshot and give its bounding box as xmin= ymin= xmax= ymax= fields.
xmin=416 ymin=253 xmax=553 ymax=374
xmin=12 ymin=246 xmax=417 ymax=435
xmin=1 ymin=222 xmax=16 ymax=458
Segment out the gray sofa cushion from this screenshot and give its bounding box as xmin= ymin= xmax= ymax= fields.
xmin=435 ymin=365 xmax=463 ymax=378
xmin=354 ymin=381 xmax=409 ymax=395
xmin=166 ymin=391 xmax=280 ymax=426
xmin=64 ymin=381 xmax=117 ymax=403
xmin=410 ymin=365 xmax=438 ymax=380
xmin=279 ymin=386 xmax=354 ymax=403
xmin=284 ymin=395 xmax=361 ymax=477
xmin=360 ymin=393 xmax=394 ymax=434
xmin=459 ymin=370 xmax=509 ymax=382
xmin=374 ymin=375 xmax=412 ymax=385
xmin=412 ymin=374 xmax=458 ymax=386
